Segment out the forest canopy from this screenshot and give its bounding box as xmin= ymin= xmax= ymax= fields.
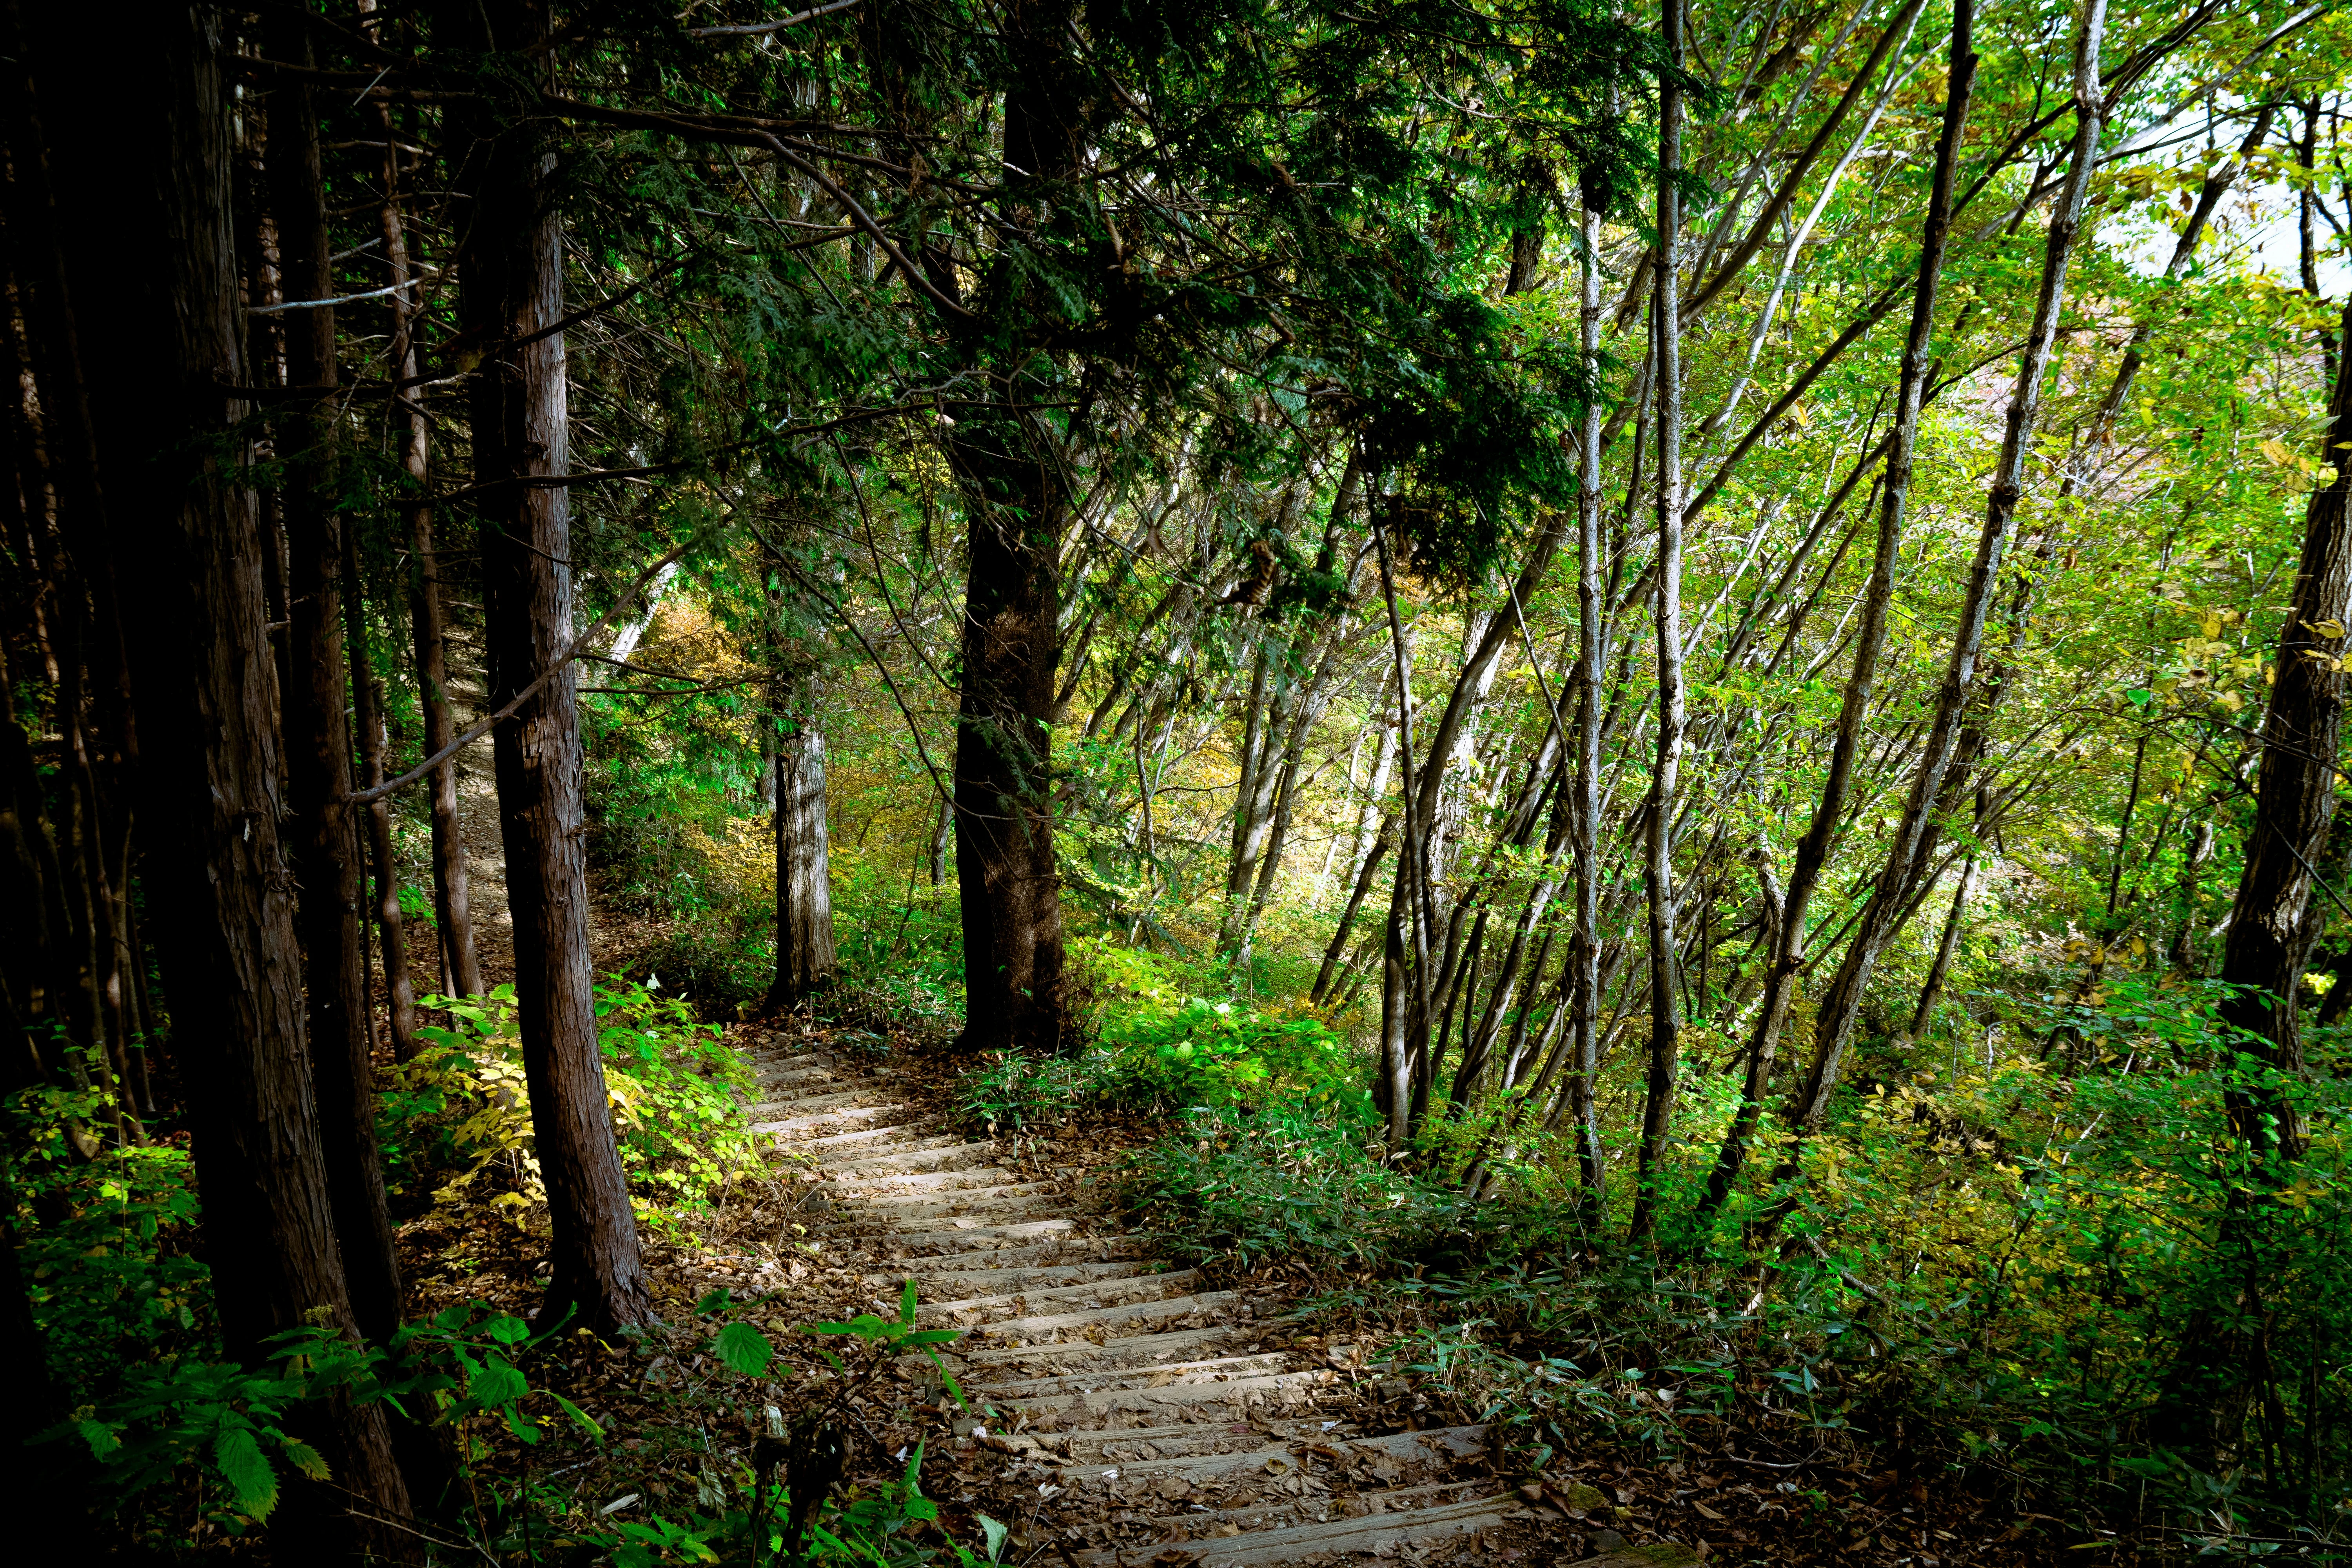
xmin=6 ymin=0 xmax=2352 ymax=1563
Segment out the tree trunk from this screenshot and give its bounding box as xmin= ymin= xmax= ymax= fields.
xmin=267 ymin=9 xmax=405 ymax=1345
xmin=1782 ymin=0 xmax=2107 ymax=1160
xmin=1566 ymin=168 xmax=1609 ymax=1199
xmin=1630 ymin=0 xmax=1688 ymax=1244
xmin=769 ymin=689 xmax=838 ymax=1008
xmin=2210 ymin=290 xmax=2352 ymax=1155
xmin=950 ymin=474 xmax=1068 ymax=1052
xmin=2151 ymin=287 xmax=2352 ymax=1461
xmin=1695 ymin=0 xmax=1978 ymax=1225
xmin=376 ymin=94 xmax=483 ymax=1000
xmin=347 ymin=532 xmax=419 ymax=1059
xmin=942 ymin=12 xmax=1082 ymax=1055
xmin=453 ymin=0 xmax=653 ymax=1334
xmin=26 ymin=4 xmax=420 ymax=1551
xmin=1911 ymin=853 xmax=1974 ymax=1041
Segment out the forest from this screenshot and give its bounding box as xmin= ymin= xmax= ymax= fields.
xmin=5 ymin=0 xmax=2350 ymax=1563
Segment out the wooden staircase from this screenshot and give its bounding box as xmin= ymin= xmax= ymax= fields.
xmin=739 ymin=1031 xmax=1700 ymax=1567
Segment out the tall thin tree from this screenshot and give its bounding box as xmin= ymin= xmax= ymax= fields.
xmin=1629 ymin=0 xmax=1688 ymax=1244
xmin=267 ymin=4 xmax=404 ymax=1343
xmin=449 ymin=0 xmax=653 ymax=1332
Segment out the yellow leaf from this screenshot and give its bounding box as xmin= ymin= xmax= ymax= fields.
xmin=2314 ymin=619 xmax=2347 ymax=640
xmin=2201 ymin=612 xmax=2221 ymax=638
xmin=2261 ymin=437 xmax=2295 ymax=466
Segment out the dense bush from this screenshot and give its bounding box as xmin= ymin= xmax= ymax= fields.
xmin=388 ymin=976 xmax=763 ymax=1227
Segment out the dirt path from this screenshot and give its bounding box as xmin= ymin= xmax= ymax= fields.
xmin=731 ymin=1030 xmax=1700 ymax=1568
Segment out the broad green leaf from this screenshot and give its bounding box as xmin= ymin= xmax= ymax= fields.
xmin=214 ymin=1426 xmax=280 ymax=1517
xmin=78 ymin=1419 xmax=122 ymax=1459
xmin=468 ymin=1354 xmax=528 ymax=1407
xmin=484 ymin=1314 xmax=532 ymax=1346
xmin=714 ymin=1321 xmax=774 ymax=1376
xmin=899 ymin=1277 xmax=918 ymax=1325
xmin=978 ymin=1513 xmax=1010 ymax=1563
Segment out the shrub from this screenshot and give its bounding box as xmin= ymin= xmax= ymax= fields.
xmin=389 ymin=976 xmax=762 ymax=1228
xmin=1117 ymin=1099 xmax=1451 ymax=1272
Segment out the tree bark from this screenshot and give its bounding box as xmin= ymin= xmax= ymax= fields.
xmin=1786 ymin=0 xmax=2108 ymax=1144
xmin=942 ymin=7 xmax=1082 ymax=1055
xmin=26 ymin=4 xmax=420 ymax=1551
xmin=2150 ymin=288 xmax=2352 ymax=1461
xmin=769 ymin=686 xmax=838 ymax=1008
xmin=376 ymin=94 xmax=483 ymax=1000
xmin=1694 ymin=0 xmax=1979 ymax=1225
xmin=1566 ymin=167 xmax=1610 ymax=1200
xmin=2209 ymin=290 xmax=2352 ymax=1156
xmin=1630 ymin=0 xmax=1688 ymax=1245
xmin=267 ymin=7 xmax=404 ymax=1345
xmin=452 ymin=0 xmax=653 ymax=1333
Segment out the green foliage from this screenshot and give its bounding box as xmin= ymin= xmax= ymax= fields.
xmin=7 ymin=1081 xmax=208 ymax=1369
xmin=387 ymin=976 xmax=762 ymax=1227
xmin=1118 ymin=1099 xmax=1443 ymax=1272
xmin=49 ymin=1302 xmax=595 ymax=1537
xmin=952 ymin=987 xmax=1356 ymax=1134
xmin=570 ymin=1286 xmax=989 ymax=1566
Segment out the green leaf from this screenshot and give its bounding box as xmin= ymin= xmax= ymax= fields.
xmin=905 ymin=1496 xmax=939 ymax=1522
xmin=484 ymin=1314 xmax=532 ymax=1346
xmin=77 ymin=1418 xmax=122 ymax=1459
xmin=279 ymin=1439 xmax=332 ymax=1481
xmin=906 ymin=1328 xmax=960 ymax=1345
xmin=900 ymin=1277 xmax=918 ymax=1326
xmin=978 ymin=1512 xmax=1010 ymax=1563
xmin=714 ymin=1321 xmax=774 ymax=1377
xmin=214 ymin=1426 xmax=280 ymax=1518
xmin=552 ymin=1392 xmax=606 ymax=1438
xmin=468 ymin=1354 xmax=528 ymax=1407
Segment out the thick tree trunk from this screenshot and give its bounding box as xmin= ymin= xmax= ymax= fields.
xmin=454 ymin=0 xmax=653 ymax=1333
xmin=943 ymin=11 xmax=1081 ymax=1055
xmin=1630 ymin=0 xmax=1688 ymax=1244
xmin=769 ymin=691 xmax=837 ymax=1008
xmin=376 ymin=98 xmax=483 ymax=1000
xmin=950 ymin=478 xmax=1069 ymax=1052
xmin=2210 ymin=292 xmax=2352 ymax=1155
xmin=2151 ymin=288 xmax=2352 ymax=1461
xmin=1695 ymin=0 xmax=1978 ymax=1225
xmin=26 ymin=5 xmax=420 ymax=1552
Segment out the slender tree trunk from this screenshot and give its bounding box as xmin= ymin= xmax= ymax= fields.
xmin=347 ymin=531 xmax=419 ymax=1059
xmin=1630 ymin=1 xmax=1688 ymax=1244
xmin=267 ymin=9 xmax=404 ymax=1343
xmin=26 ymin=5 xmax=421 ymax=1551
xmin=1695 ymin=0 xmax=1979 ymax=1225
xmin=1567 ymin=169 xmax=1609 ymax=1199
xmin=452 ymin=0 xmax=653 ymax=1333
xmin=376 ymin=95 xmax=482 ymax=1000
xmin=1787 ymin=0 xmax=2108 ymax=1146
xmin=1911 ymin=852 xmax=1974 ymax=1040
